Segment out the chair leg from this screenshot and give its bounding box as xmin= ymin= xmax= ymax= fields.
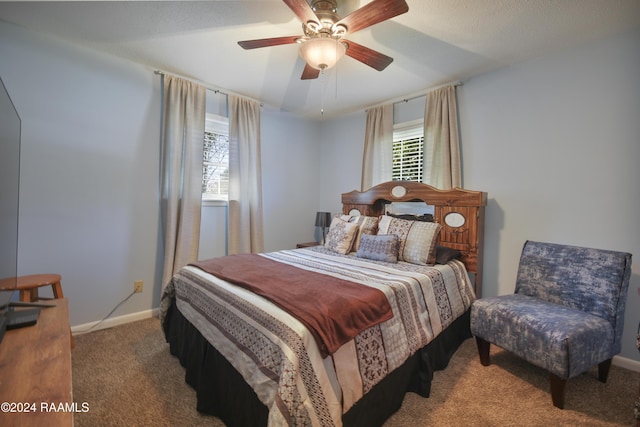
xmin=51 ymin=280 xmax=65 ymax=299
xmin=549 ymin=373 xmax=567 ymax=409
xmin=20 ymin=288 xmax=39 ymax=302
xmin=475 ymin=337 xmax=491 ymax=366
xmin=19 ymin=290 xmax=29 ymax=302
xmin=598 ymin=358 xmax=612 ymax=383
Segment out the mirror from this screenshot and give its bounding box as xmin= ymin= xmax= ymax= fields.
xmin=385 ymin=202 xmax=434 ymax=216
xmin=444 ymin=212 xmax=465 ymax=228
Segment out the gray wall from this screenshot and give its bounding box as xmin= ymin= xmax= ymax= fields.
xmin=459 ymin=29 xmax=640 ymax=360
xmin=0 ymin=21 xmax=164 ymax=323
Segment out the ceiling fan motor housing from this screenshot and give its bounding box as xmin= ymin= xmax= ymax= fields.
xmin=306 ymin=0 xmax=344 ymax=36
xmin=311 ymin=0 xmax=339 ymax=19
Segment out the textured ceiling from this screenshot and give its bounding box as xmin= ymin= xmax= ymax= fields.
xmin=1 ymin=0 xmax=639 ymax=119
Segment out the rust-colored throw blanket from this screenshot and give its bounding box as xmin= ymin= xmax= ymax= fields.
xmin=190 ymin=254 xmax=393 ymax=357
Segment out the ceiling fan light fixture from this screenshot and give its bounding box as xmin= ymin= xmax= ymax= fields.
xmin=299 ymin=37 xmax=346 ymax=71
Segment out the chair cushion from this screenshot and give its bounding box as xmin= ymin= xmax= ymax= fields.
xmin=471 ymin=294 xmax=614 ymax=379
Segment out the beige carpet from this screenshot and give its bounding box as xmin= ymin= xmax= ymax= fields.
xmin=71 ymin=317 xmax=639 ymax=426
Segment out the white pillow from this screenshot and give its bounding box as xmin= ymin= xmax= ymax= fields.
xmin=378 ymin=215 xmax=442 ymax=265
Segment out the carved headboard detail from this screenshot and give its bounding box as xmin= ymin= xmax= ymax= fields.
xmin=342 ymin=181 xmax=487 ymax=297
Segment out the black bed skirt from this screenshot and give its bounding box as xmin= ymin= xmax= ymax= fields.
xmin=163 ymin=299 xmax=471 ymax=427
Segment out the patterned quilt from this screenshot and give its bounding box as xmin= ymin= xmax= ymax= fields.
xmin=160 ymin=247 xmax=475 ymax=427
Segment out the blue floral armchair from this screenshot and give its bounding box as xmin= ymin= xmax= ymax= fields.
xmin=470 ymin=240 xmax=632 ymax=409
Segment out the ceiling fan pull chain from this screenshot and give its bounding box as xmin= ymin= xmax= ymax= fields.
xmin=334 ymin=61 xmax=339 ymax=100
xmin=320 ymin=69 xmax=325 ymax=115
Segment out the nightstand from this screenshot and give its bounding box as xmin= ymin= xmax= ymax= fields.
xmin=296 ymin=241 xmax=320 ymax=248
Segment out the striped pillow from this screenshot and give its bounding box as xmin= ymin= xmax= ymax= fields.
xmin=350 ymin=215 xmax=379 ymax=251
xmin=378 ymin=215 xmax=442 ymax=265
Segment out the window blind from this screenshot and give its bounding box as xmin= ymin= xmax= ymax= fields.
xmin=392 ymin=120 xmax=424 ymax=182
xmin=202 ymin=114 xmax=229 ymax=200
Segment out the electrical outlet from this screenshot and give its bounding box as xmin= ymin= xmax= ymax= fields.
xmin=134 ymin=280 xmax=143 ymax=293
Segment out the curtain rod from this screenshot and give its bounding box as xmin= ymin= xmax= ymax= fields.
xmin=154 ymin=70 xmax=229 ymax=97
xmin=154 ymin=69 xmax=264 ymax=107
xmin=366 ymin=80 xmax=463 ymax=112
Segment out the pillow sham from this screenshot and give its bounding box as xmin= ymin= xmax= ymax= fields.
xmin=324 ymin=217 xmax=359 ymax=255
xmin=378 ymin=215 xmax=442 ymax=265
xmin=357 ymin=234 xmax=399 ymax=263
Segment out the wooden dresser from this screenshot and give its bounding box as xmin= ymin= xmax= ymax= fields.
xmin=0 ymin=298 xmax=73 ymax=426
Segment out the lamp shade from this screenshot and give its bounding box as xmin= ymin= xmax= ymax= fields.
xmin=315 ymin=212 xmax=332 ymax=228
xmin=299 ymin=37 xmax=346 ymax=71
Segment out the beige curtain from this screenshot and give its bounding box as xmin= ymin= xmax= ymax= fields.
xmin=361 ymin=103 xmax=393 ymax=190
xmin=423 ymin=85 xmax=462 ymax=189
xmin=228 ymin=95 xmax=264 ymax=254
xmin=160 ymin=74 xmax=206 ymax=290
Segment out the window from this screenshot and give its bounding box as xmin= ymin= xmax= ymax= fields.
xmin=392 ymin=119 xmax=424 ymax=182
xmin=202 ymin=114 xmax=229 ymax=201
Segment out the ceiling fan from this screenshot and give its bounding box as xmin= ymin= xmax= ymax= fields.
xmin=238 ymin=0 xmax=409 ymax=80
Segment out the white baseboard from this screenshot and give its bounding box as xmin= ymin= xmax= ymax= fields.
xmin=71 ymin=308 xmax=159 ymax=335
xmin=613 ymin=354 xmax=640 ymax=373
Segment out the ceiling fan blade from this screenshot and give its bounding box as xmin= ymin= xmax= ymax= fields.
xmin=283 ymin=0 xmax=320 ymax=25
xmin=343 ymin=40 xmax=393 ymax=71
xmin=334 ymin=0 xmax=408 ymax=34
xmin=238 ymin=36 xmax=300 ymax=50
xmin=301 ymin=63 xmax=320 ymax=80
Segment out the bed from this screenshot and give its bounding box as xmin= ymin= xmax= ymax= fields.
xmin=161 ymin=181 xmax=487 ymax=427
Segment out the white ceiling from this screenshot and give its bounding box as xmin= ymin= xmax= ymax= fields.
xmin=1 ymin=0 xmax=639 ymax=120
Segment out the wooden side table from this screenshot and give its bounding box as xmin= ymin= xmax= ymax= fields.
xmin=0 ymin=299 xmax=73 ymax=426
xmin=296 ymin=242 xmax=321 ymax=248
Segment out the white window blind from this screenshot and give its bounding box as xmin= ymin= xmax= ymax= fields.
xmin=392 ymin=119 xmax=424 ymax=182
xmin=202 ymin=114 xmax=229 ymax=201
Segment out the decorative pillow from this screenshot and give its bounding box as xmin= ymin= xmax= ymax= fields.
xmin=435 ymin=246 xmax=462 ymax=264
xmin=357 ymin=234 xmax=399 ymax=263
xmin=378 ymin=215 xmax=442 ymax=265
xmin=324 ymin=217 xmax=359 ymax=255
xmin=350 ymin=215 xmax=379 ymax=251
xmin=336 ymin=214 xmax=379 ymax=252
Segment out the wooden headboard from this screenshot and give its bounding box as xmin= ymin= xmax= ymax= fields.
xmin=342 ymin=181 xmax=487 ymax=297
